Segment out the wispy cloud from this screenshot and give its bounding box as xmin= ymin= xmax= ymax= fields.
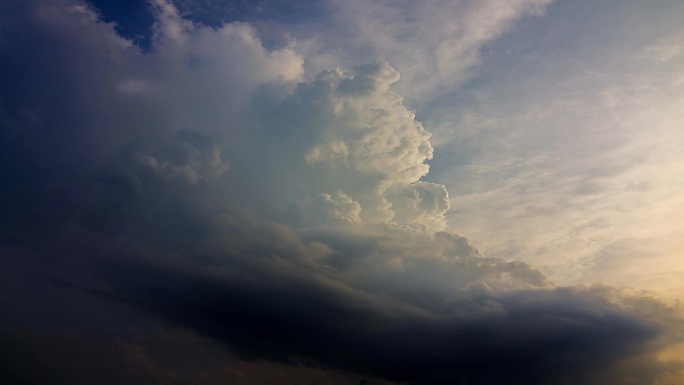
xmin=428 ymin=0 xmax=684 ymax=295
xmin=1 ymin=0 xmax=683 ymax=384
xmin=288 ymin=0 xmax=551 ymax=105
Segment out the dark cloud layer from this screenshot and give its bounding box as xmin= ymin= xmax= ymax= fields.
xmin=1 ymin=1 xmax=683 ymax=384
xmin=99 ymin=226 xmax=680 ymax=384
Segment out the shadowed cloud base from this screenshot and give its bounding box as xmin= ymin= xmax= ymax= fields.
xmin=1 ymin=1 xmax=683 ymax=384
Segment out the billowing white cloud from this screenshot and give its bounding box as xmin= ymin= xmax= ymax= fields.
xmin=1 ymin=1 xmax=683 ymax=384
xmin=244 ymin=62 xmax=448 ymax=230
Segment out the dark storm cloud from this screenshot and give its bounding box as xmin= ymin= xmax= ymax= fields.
xmin=0 ymin=1 xmax=683 ymax=384
xmin=82 ymin=219 xmax=678 ymax=385
xmin=0 ymin=318 xmax=382 ymax=385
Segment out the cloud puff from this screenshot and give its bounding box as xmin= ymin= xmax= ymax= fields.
xmin=0 ymin=1 xmax=683 ymax=384
xmin=133 ymin=130 xmax=229 ymax=184
xmin=241 ymin=62 xmax=448 ymax=230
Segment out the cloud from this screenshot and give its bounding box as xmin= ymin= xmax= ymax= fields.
xmin=0 ymin=320 xmax=386 ymax=385
xmin=132 ymin=130 xmax=229 ymax=184
xmin=0 ymin=321 xmax=171 ymax=385
xmin=242 ymin=62 xmax=448 ymax=230
xmin=293 ymin=0 xmax=551 ymax=105
xmin=15 ymin=218 xmax=682 ymax=385
xmin=423 ymin=0 xmax=684 ymax=291
xmin=1 ymin=1 xmax=683 ymax=384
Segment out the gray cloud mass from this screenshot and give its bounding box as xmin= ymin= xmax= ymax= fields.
xmin=0 ymin=1 xmax=683 ymax=384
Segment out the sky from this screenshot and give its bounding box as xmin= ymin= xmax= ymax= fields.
xmin=0 ymin=0 xmax=683 ymax=384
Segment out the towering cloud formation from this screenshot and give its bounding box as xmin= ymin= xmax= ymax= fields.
xmin=0 ymin=1 xmax=682 ymax=384
xmin=241 ymin=62 xmax=449 ymax=230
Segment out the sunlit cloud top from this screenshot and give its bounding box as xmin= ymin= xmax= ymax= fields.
xmin=1 ymin=0 xmax=683 ymax=384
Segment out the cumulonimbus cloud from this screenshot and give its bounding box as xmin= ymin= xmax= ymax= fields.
xmin=0 ymin=1 xmax=682 ymax=384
